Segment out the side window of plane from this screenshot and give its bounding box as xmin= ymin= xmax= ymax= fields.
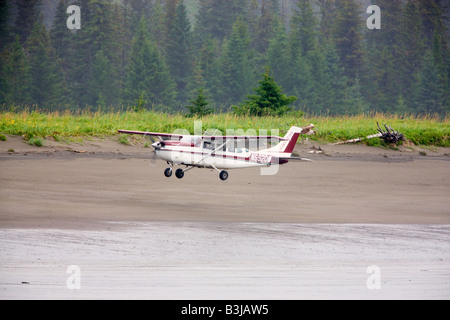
xmin=203 ymin=142 xmax=215 ymax=150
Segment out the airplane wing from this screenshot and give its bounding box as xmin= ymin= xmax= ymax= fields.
xmin=205 ymin=135 xmax=289 ymax=141
xmin=119 ymin=130 xmax=289 ymax=142
xmin=118 ymin=130 xmax=184 ymax=140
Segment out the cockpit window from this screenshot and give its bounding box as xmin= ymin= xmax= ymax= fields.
xmin=203 ymin=141 xmax=215 ymax=150
xmin=181 ymin=136 xmax=202 ymax=147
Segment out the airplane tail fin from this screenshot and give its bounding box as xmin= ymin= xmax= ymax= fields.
xmin=266 ymin=124 xmax=314 ymax=155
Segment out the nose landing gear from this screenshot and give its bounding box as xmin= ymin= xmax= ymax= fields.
xmin=164 ymin=168 xmax=172 ymax=177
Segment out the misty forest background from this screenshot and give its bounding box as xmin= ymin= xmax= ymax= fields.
xmin=0 ymin=0 xmax=449 ymax=115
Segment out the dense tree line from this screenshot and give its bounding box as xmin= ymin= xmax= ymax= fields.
xmin=0 ymin=0 xmax=449 ymax=115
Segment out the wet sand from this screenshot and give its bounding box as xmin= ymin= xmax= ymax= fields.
xmin=0 ymin=136 xmax=449 ymax=299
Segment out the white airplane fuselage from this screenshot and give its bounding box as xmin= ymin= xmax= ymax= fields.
xmin=156 ymin=146 xmax=278 ymax=170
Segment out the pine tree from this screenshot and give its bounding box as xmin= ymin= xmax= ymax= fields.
xmin=344 ymin=76 xmax=368 ymax=114
xmin=14 ymin=0 xmax=41 ymax=43
xmin=51 ymin=0 xmax=70 ymax=59
xmin=0 ymin=36 xmax=30 ymax=105
xmin=365 ymin=0 xmax=404 ymax=112
xmin=122 ymin=17 xmax=176 ymax=108
xmin=195 ymin=36 xmax=222 ymax=105
xmin=186 ymin=87 xmax=213 ymax=117
xmin=0 ymin=0 xmax=11 ymax=49
xmin=148 ymin=0 xmax=165 ymax=48
xmin=333 ymin=0 xmax=365 ymax=82
xmin=165 ymin=1 xmax=193 ymax=105
xmin=216 ymin=18 xmax=256 ymax=106
xmin=267 ymin=20 xmax=291 ymax=93
xmin=317 ymin=0 xmax=336 ymax=43
xmin=69 ymin=0 xmax=122 ymax=107
xmin=321 ymin=41 xmax=348 ymax=114
xmin=25 ymin=19 xmax=63 ymax=107
xmin=287 ymin=0 xmax=321 ymax=112
xmin=399 ymin=0 xmax=427 ymax=111
xmin=88 ymin=50 xmax=113 ymax=107
xmin=289 ymin=0 xmax=318 ymax=56
xmin=254 ymin=0 xmax=279 ymax=55
xmin=195 ymin=0 xmax=247 ymax=44
xmin=124 ymin=0 xmax=153 ymax=27
xmin=50 ymin=0 xmax=76 ymax=106
xmin=233 ymin=67 xmax=297 ymax=116
xmin=415 ymin=50 xmax=444 ymax=114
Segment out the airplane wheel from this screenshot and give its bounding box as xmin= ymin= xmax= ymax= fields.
xmin=219 ymin=170 xmax=229 ymax=181
xmin=164 ymin=168 xmax=172 ymax=178
xmin=175 ymin=168 xmax=184 ymax=179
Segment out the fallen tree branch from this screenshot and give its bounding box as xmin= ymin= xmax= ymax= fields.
xmin=377 ymin=122 xmax=405 ymax=144
xmin=333 ymin=123 xmax=405 ymax=145
xmin=333 ymin=133 xmax=382 ymax=145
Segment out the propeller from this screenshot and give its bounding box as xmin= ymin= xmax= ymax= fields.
xmin=144 ymin=134 xmax=160 ymax=167
xmin=149 ymin=149 xmax=158 ymax=167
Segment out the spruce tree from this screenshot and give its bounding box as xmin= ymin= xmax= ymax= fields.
xmin=0 ymin=36 xmax=30 ymax=105
xmin=415 ymin=50 xmax=444 ymax=114
xmin=25 ymin=19 xmax=62 ymax=107
xmin=122 ymin=17 xmax=176 ymax=108
xmin=365 ymin=0 xmax=404 ymax=112
xmin=195 ymin=0 xmax=247 ymax=44
xmin=51 ymin=0 xmax=70 ymax=59
xmin=88 ymin=50 xmax=113 ymax=107
xmin=148 ymin=0 xmax=165 ymax=48
xmin=254 ymin=0 xmax=279 ymax=55
xmin=317 ymin=0 xmax=336 ymax=43
xmin=217 ymin=18 xmax=256 ymax=106
xmin=289 ymin=0 xmax=318 ymax=56
xmin=233 ymin=67 xmax=297 ymax=116
xmin=0 ymin=0 xmax=11 ymax=49
xmin=50 ymin=0 xmax=75 ymax=104
xmin=195 ymin=36 xmax=222 ymax=105
xmin=186 ymin=87 xmax=213 ymax=117
xmin=267 ymin=20 xmax=291 ymax=94
xmin=165 ymin=1 xmax=193 ymax=105
xmin=69 ymin=0 xmax=122 ymax=107
xmin=333 ymin=0 xmax=365 ymax=82
xmin=14 ymin=0 xmax=41 ymax=43
xmin=322 ymin=41 xmax=348 ymax=114
xmin=399 ymin=0 xmax=427 ymax=111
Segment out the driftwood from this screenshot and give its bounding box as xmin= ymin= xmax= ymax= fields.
xmin=333 ymin=133 xmax=382 ymax=145
xmin=333 ymin=123 xmax=404 ymax=145
xmin=377 ymin=122 xmax=405 ymax=144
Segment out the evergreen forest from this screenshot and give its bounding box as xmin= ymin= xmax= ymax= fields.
xmin=0 ymin=0 xmax=449 ymax=115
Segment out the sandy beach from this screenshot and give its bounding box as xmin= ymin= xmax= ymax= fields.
xmin=0 ymin=135 xmax=449 ymax=299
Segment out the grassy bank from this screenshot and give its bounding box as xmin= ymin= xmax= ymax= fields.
xmin=0 ymin=110 xmax=449 ymax=147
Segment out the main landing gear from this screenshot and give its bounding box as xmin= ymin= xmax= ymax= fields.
xmin=163 ymin=162 xmax=228 ymax=181
xmin=219 ymin=170 xmax=228 ymax=181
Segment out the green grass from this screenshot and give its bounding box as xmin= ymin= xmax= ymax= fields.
xmin=0 ymin=110 xmax=449 ymax=147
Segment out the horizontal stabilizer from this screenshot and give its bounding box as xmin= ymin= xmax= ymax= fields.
xmin=279 ymin=156 xmax=314 ymax=163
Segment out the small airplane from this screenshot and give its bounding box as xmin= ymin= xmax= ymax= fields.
xmin=118 ymin=124 xmax=314 ymax=181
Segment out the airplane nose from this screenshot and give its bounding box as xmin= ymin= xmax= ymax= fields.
xmin=152 ymin=142 xmax=160 ymax=149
